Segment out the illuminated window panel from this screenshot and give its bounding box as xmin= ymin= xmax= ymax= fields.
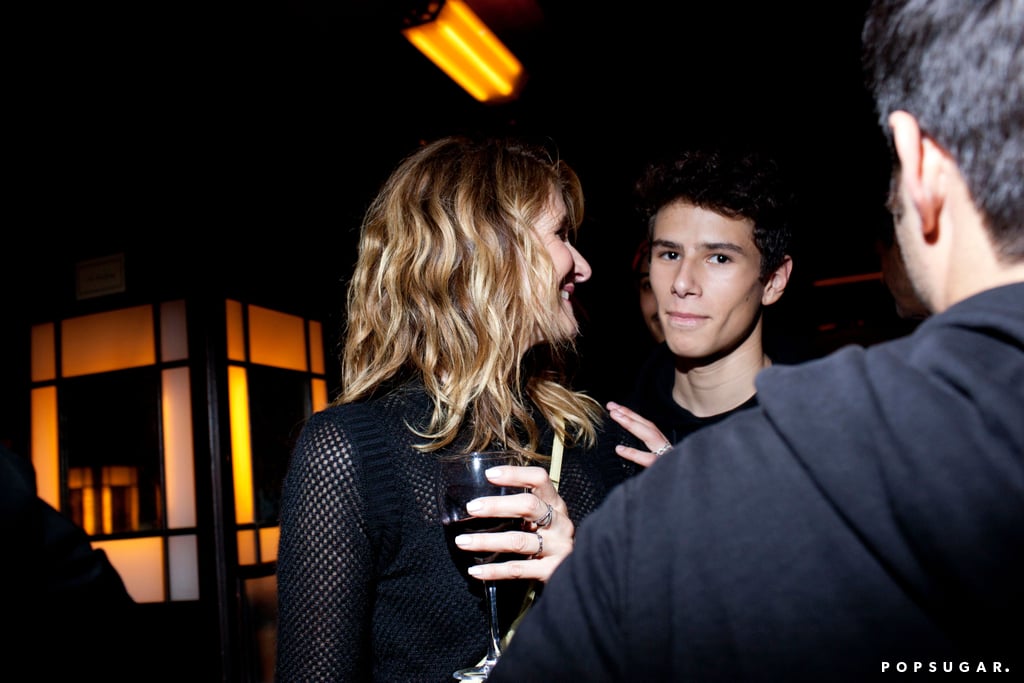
xmin=259 ymin=526 xmax=280 ymax=563
xmin=229 ymin=365 xmax=255 ymax=525
xmin=163 ymin=367 xmax=197 ymax=529
xmin=249 ymin=305 xmax=307 ymax=371
xmin=237 ymin=529 xmax=258 ymax=566
xmin=312 ymin=378 xmax=328 ymax=413
xmin=31 ymin=386 xmax=59 ymax=509
xmin=94 ymin=537 xmax=166 ymax=603
xmin=61 ymin=305 xmax=156 ymax=377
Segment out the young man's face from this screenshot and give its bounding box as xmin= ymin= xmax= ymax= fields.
xmin=648 ymin=201 xmax=777 ymax=361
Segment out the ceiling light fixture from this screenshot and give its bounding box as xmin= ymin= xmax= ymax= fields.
xmin=401 ymin=0 xmax=526 ymax=104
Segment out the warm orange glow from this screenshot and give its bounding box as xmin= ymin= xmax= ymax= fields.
xmin=69 ymin=466 xmax=141 ymax=535
xmin=163 ymin=367 xmax=197 ymax=528
xmin=312 ymin=378 xmax=328 ymax=413
xmin=101 ymin=474 xmax=111 ymax=534
xmin=101 ymin=465 xmax=140 ymax=534
xmin=68 ymin=467 xmax=97 ymax=535
xmin=31 ymin=323 xmax=56 ymax=382
xmin=229 ymin=365 xmax=255 ymax=524
xmin=94 ymin=537 xmax=165 ymax=603
xmin=226 ymin=299 xmax=246 ymax=361
xmin=402 ymin=0 xmax=525 ymax=103
xmin=31 ymin=386 xmax=59 ymax=508
xmin=61 ymin=306 xmax=156 ymax=377
xmin=308 ymin=320 xmax=324 ymax=375
xmin=237 ymin=529 xmax=257 ymax=565
xmin=260 ymin=526 xmax=280 ymax=563
xmin=249 ymin=305 xmax=307 ymax=371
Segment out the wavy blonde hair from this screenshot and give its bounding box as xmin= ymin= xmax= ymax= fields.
xmin=335 ymin=135 xmax=602 ymax=461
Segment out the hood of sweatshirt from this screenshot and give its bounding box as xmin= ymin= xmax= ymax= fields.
xmin=754 ymin=281 xmax=1024 ymax=632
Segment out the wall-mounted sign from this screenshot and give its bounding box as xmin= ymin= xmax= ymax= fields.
xmin=76 ymin=253 xmax=126 ymax=300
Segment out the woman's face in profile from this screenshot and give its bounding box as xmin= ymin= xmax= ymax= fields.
xmin=532 ymin=191 xmax=592 ymax=343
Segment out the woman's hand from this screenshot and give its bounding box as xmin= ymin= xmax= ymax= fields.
xmin=454 ymin=464 xmax=570 ymax=583
xmin=606 ymin=401 xmax=674 ymax=468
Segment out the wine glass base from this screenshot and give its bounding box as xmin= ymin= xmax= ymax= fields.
xmin=453 ymin=663 xmax=496 ymax=680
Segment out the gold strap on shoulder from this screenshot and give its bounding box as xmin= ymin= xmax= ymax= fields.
xmin=548 ymin=432 xmax=563 ymax=492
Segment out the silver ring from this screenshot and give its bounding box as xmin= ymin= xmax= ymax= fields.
xmin=653 ymin=442 xmax=673 ymax=458
xmin=533 ymin=532 xmax=544 ymax=558
xmin=535 ymin=503 xmax=554 ymax=528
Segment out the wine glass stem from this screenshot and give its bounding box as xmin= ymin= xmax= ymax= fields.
xmin=483 ymin=581 xmax=502 ymax=665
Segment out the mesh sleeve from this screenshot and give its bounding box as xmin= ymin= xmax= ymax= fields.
xmin=275 ymin=412 xmax=372 ymax=682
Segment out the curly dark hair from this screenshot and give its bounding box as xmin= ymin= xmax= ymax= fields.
xmin=634 ymin=148 xmax=795 ymax=281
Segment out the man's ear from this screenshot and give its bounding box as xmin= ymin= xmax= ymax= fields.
xmin=889 ymin=110 xmax=948 ymax=238
xmin=762 ymin=255 xmax=793 ymax=306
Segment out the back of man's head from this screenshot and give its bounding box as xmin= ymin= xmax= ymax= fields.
xmin=862 ymin=0 xmax=1024 ymax=262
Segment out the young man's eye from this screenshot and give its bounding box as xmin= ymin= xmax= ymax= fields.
xmin=710 ymin=254 xmax=731 ymax=264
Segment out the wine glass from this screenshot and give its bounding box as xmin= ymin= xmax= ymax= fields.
xmin=438 ymin=450 xmax=527 ymax=680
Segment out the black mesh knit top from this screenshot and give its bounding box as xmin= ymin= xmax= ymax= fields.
xmin=275 ymin=382 xmax=632 ymax=682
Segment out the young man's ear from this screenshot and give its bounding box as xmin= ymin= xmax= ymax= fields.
xmin=762 ymin=255 xmax=793 ymax=306
xmin=889 ymin=110 xmax=950 ymax=238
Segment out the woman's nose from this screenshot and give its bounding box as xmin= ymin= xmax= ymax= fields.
xmin=572 ymin=245 xmax=592 ymax=283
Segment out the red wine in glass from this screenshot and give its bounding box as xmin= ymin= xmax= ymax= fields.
xmin=438 ymin=450 xmax=526 ymax=680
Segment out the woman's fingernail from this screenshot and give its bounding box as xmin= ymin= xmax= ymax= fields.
xmin=467 ymin=566 xmax=483 ymax=576
xmin=454 ymin=535 xmax=470 ymax=547
xmin=466 ymin=500 xmax=483 ymax=512
xmin=485 ymin=466 xmax=503 ymax=477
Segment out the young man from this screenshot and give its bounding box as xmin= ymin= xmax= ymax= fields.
xmin=610 ymin=149 xmax=795 ymax=467
xmin=491 ymin=0 xmax=1024 ymax=680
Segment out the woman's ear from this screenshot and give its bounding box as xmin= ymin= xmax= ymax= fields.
xmin=761 ymin=255 xmax=793 ymax=306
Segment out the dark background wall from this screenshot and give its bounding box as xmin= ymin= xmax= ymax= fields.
xmin=2 ymin=1 xmax=900 ymax=450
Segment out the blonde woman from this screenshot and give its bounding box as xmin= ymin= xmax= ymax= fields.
xmin=275 ymin=135 xmax=634 ymax=682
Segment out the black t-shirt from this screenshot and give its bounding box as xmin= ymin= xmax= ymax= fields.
xmin=623 ymin=342 xmax=760 ymax=445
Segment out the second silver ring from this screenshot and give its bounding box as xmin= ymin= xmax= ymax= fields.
xmin=535 ymin=502 xmax=554 ymax=528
